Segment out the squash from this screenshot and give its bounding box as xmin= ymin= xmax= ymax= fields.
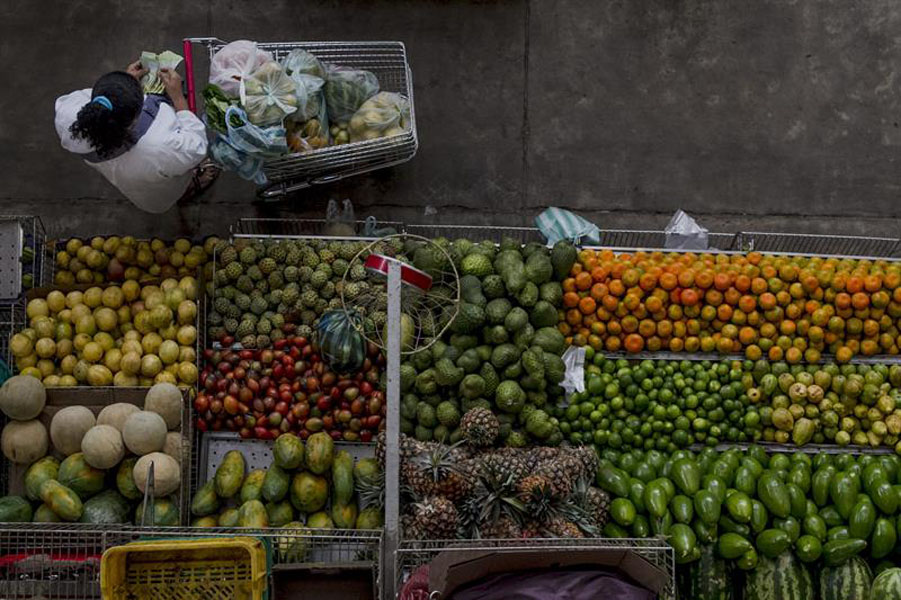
xmin=0 ymin=375 xmax=46 ymax=420
xmin=96 ymin=402 xmax=140 ymax=432
xmin=1 ymin=419 xmax=48 ymax=464
xmin=122 ymin=411 xmax=167 ymax=455
xmin=143 ymin=383 xmax=182 ymax=430
xmin=50 ymin=406 xmax=95 ymax=456
xmin=133 ymin=452 xmax=181 ymax=497
xmin=80 ymin=425 xmax=125 ymax=469
xmin=163 ymin=432 xmax=183 ymax=463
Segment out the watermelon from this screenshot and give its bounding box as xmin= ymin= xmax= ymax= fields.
xmin=676 ymin=543 xmax=732 ymax=600
xmin=744 ymin=552 xmax=813 ymax=600
xmin=871 ymin=568 xmax=901 ymax=600
xmin=819 ymin=556 xmax=872 ymax=600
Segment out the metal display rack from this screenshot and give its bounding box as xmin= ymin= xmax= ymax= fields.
xmin=0 ymin=216 xmax=48 ymax=302
xmin=0 ymin=524 xmax=382 ymax=600
xmin=396 ymin=537 xmax=676 ymax=600
xmin=184 ymin=38 xmax=418 ymax=200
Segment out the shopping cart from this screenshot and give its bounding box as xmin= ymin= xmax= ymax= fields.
xmin=183 ymin=37 xmax=418 ymax=200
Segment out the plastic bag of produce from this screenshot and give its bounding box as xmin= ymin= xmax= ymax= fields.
xmin=323 ymin=66 xmax=380 ymax=124
xmin=283 ymin=70 xmax=330 ymax=153
xmin=209 ymin=106 xmax=287 ymax=184
xmin=209 ymin=40 xmax=273 ymax=97
xmin=282 ymin=48 xmax=326 ymax=80
xmin=316 ymin=309 xmax=366 ymax=374
xmin=348 ymin=92 xmax=411 ymax=142
xmin=242 ymin=62 xmax=298 ymax=126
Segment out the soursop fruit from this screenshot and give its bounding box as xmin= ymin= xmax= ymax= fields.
xmin=224 ymin=262 xmax=243 ymax=280
xmin=219 ymin=245 xmax=238 ymax=265
xmin=318 ymin=249 xmax=336 ymax=264
xmin=267 ymin=243 xmax=287 ymax=262
xmin=310 ymin=270 xmax=329 ymax=290
xmin=236 ymin=320 xmax=255 ymax=338
xmin=284 ymin=266 xmax=299 ymax=282
xmin=268 ymin=271 xmax=284 ymax=290
xmin=301 ymin=290 xmax=319 ymax=308
xmin=224 ymin=318 xmax=239 ymax=334
xmin=286 ymin=248 xmax=302 ymax=266
xmin=247 ymin=264 xmax=263 ymax=281
xmin=235 ymin=293 xmax=251 ymax=311
xmin=332 ymin=259 xmax=349 ymax=278
xmin=299 ymin=266 xmax=314 ymax=282
xmin=236 ymin=275 xmax=254 ymax=293
xmin=239 ymin=247 xmax=257 ymax=265
xmin=259 ymin=257 xmax=277 ymax=275
xmin=349 ymin=264 xmax=366 ymax=281
xmin=250 ymin=296 xmax=268 ymax=315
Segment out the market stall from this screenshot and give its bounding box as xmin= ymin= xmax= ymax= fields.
xmin=2 ymin=217 xmax=901 ymax=599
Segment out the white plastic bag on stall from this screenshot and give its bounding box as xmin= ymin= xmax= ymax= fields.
xmin=665 ymin=209 xmax=708 ymax=250
xmin=241 ymin=62 xmax=298 ymax=126
xmin=209 ymin=40 xmax=273 ymax=97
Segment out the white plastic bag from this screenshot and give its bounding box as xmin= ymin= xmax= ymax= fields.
xmin=282 ymin=49 xmax=326 ymax=80
xmin=324 ymin=66 xmax=380 ymax=124
xmin=209 ymin=40 xmax=273 ymax=97
xmin=324 ymin=199 xmax=356 ymax=237
xmin=664 ymin=209 xmax=708 ymax=250
xmin=348 ymin=92 xmax=411 ymax=142
xmin=241 ymin=62 xmax=298 ymax=126
xmin=560 ymin=346 xmax=586 ymax=403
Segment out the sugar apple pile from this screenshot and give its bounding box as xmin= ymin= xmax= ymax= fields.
xmin=207 ymin=237 xmax=404 ymax=348
xmin=399 ymin=237 xmax=578 ymax=446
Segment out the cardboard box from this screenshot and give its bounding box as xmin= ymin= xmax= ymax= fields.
xmin=428 ymin=547 xmax=669 ymax=598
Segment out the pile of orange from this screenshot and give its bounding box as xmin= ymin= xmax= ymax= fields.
xmin=559 ymin=249 xmax=901 ymax=362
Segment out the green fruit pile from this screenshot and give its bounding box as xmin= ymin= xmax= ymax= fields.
xmin=398 ymin=238 xmax=577 ymax=445
xmin=208 ymin=238 xmax=404 ymax=348
xmin=565 ymin=352 xmax=901 ymax=453
xmin=189 ymin=433 xmax=383 ymax=540
xmin=597 ymin=444 xmax=901 ymax=574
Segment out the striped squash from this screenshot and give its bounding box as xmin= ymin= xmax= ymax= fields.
xmin=676 ymin=544 xmax=732 ymax=600
xmin=744 ymin=552 xmax=813 ymax=600
xmin=871 ymin=568 xmax=901 ymax=600
xmin=819 ymin=556 xmax=872 ymax=600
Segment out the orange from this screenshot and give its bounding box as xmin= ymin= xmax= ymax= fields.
xmin=639 ymin=272 xmax=658 ymax=291
xmin=578 ymin=296 xmax=597 ymax=315
xmin=607 ymin=321 xmax=622 ymax=336
xmin=657 ymin=320 xmax=674 ymax=338
xmin=759 ymin=293 xmax=777 ymax=310
xmin=678 ymin=270 xmax=696 ymax=288
xmin=861 ymin=339 xmax=880 ymax=356
xmin=669 ymin=337 xmax=685 ymax=352
xmin=701 ymin=306 xmax=717 ymax=322
xmin=590 ymin=283 xmax=609 ymax=301
xmin=745 ymin=344 xmax=763 ymax=360
xmin=776 ymin=291 xmax=792 ymax=307
xmin=591 ymin=266 xmax=609 ymax=282
xmin=622 ymin=315 xmax=639 ymax=333
xmin=680 ymin=289 xmax=699 ymax=306
xmin=808 ymin=325 xmax=825 ymax=343
xmin=724 ymin=287 xmax=741 ymax=307
xmin=864 ymin=275 xmax=883 ymax=293
xmin=705 ymin=289 xmax=724 ymax=307
xmin=717 ymin=304 xmax=733 ymax=322
xmin=851 ymin=292 xmax=870 ymax=310
xmin=638 ymin=319 xmax=657 ymax=337
xmin=575 ymin=271 xmax=593 ymax=291
xmin=623 ymin=294 xmax=642 ymax=312
xmin=684 ymin=336 xmax=701 ymax=352
xmin=605 ymin=336 xmax=622 ymax=352
xmin=768 ymin=346 xmax=784 ymax=361
xmin=780 ymin=320 xmax=797 ymax=336
xmin=751 ymin=277 xmax=768 ymax=295
xmin=804 ymin=348 xmax=821 ymax=363
xmin=846 ymin=276 xmax=864 ymax=294
xmin=624 ymin=334 xmax=645 ymax=353
xmin=563 ymin=292 xmax=581 ymax=308
xmin=836 ymin=292 xmax=852 ymax=310
xmin=563 ymin=278 xmax=577 ymax=293
xmin=645 ymin=295 xmax=664 ymax=314
xmin=668 ymin=304 xmax=684 ymax=321
xmin=602 ymin=295 xmax=619 ymax=312
xmin=566 ymin=309 xmax=582 ymax=326
xmin=696 ymin=270 xmax=714 ymax=289
xmin=714 ymin=272 xmax=732 ymax=291
xmin=659 ymin=272 xmax=678 ymax=290
xmin=738 ymin=295 xmax=757 ymax=313
xmin=608 ymin=279 xmax=625 ymax=297
xmin=785 ymin=347 xmax=803 ymax=364
xmin=739 ymin=327 xmax=758 ymax=345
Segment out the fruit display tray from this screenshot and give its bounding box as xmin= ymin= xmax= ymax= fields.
xmin=197 ymin=431 xmax=375 ymax=483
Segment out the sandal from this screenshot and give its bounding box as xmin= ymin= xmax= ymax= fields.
xmin=179 ymin=160 xmax=221 ymax=202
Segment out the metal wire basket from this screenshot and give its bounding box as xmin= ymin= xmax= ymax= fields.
xmin=734 ymin=231 xmax=901 ymax=259
xmin=230 ymin=217 xmax=404 ymax=240
xmin=184 ymin=38 xmax=418 ymax=199
xmin=395 ymin=537 xmax=676 ymax=600
xmin=0 ymin=216 xmax=48 ymax=302
xmin=0 ymin=524 xmax=382 ymax=600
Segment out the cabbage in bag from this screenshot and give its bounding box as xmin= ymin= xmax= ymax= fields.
xmin=348 ymin=92 xmax=411 ymax=142
xmin=315 ymin=309 xmax=366 ymax=374
xmin=324 ymin=66 xmax=380 ymax=124
xmin=209 ymin=40 xmax=273 ymax=97
xmin=282 ymin=49 xmax=326 ymax=80
xmin=242 ymin=62 xmax=298 ymax=126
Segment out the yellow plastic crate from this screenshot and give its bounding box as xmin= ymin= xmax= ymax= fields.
xmin=100 ymin=537 xmax=268 ymax=600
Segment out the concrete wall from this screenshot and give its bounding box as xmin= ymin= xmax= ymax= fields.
xmin=2 ymin=0 xmax=900 ymax=240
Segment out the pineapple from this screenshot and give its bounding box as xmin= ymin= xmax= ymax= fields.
xmin=459 ymin=408 xmax=499 ymax=448
xmin=476 ymin=448 xmax=530 ymax=483
xmin=573 ymin=445 xmax=600 ymax=480
xmin=585 ymin=487 xmax=611 ymax=529
xmin=410 ymin=496 xmax=458 ymax=540
xmin=405 ymin=442 xmax=472 ymax=502
xmin=533 ymin=452 xmax=583 ymax=499
xmin=462 ymin=456 xmax=526 ymax=539
xmin=547 ymin=517 xmax=584 ymax=538
xmin=479 ymin=516 xmax=523 ymax=539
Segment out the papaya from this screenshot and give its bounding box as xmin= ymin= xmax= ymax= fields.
xmin=307 ymin=511 xmax=334 ymax=529
xmin=33 ymin=503 xmax=61 ymax=522
xmin=80 ymin=490 xmax=130 ymax=524
xmin=135 ymin=497 xmax=179 ymax=526
xmin=215 ymin=450 xmax=246 ymax=498
xmin=305 ymin=432 xmax=334 ymax=475
xmin=238 ymin=499 xmax=269 ymax=528
xmin=356 ymin=507 xmax=383 ymax=529
xmin=191 ymin=481 xmax=220 ymax=517
xmin=290 ymin=472 xmax=328 ymax=513
xmin=192 ymin=516 xmax=219 ymax=527
xmin=218 ymin=507 xmax=239 ymax=527
xmin=332 ymin=451 xmax=354 ymax=505
xmin=354 ymin=458 xmax=379 ymax=483
xmin=116 ymin=457 xmax=142 ymax=500
xmin=57 ymin=453 xmax=105 ymax=500
xmin=39 ymin=480 xmax=83 ymax=521
xmin=0 ymin=495 xmax=33 ymax=522
xmin=240 ymin=470 xmax=266 ymax=503
xmin=331 ymin=501 xmax=358 ymax=529
xmin=273 ymin=433 xmax=305 ymax=470
xmin=24 ymin=457 xmax=59 ymax=501
xmin=266 ymin=500 xmax=295 ymax=527
xmin=262 ymin=466 xmax=290 ymax=502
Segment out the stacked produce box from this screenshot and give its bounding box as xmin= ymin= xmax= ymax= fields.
xmin=6 ymin=223 xmax=901 ymax=600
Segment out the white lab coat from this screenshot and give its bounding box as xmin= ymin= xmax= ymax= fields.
xmin=55 ymin=89 xmax=208 ymax=213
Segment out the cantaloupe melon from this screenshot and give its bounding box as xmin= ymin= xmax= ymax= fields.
xmin=50 ymin=406 xmax=96 ymax=456
xmin=163 ymin=432 xmax=183 ymax=463
xmin=0 ymin=375 xmax=46 ymax=420
xmin=81 ymin=425 xmax=125 ymax=469
xmin=1 ymin=419 xmax=49 ymax=464
xmin=96 ymin=402 xmax=140 ymax=432
xmin=133 ymin=452 xmax=180 ymax=497
xmin=122 ymin=411 xmax=167 ymax=455
xmin=143 ymin=383 xmax=182 ymax=430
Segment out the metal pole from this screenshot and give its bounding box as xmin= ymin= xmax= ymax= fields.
xmin=382 ymin=259 xmax=402 ymax=599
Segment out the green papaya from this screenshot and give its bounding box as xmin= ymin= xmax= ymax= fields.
xmin=39 ymin=480 xmax=82 ymax=521
xmin=218 ymin=507 xmax=239 ymax=527
xmin=33 ymin=503 xmax=61 ymax=523
xmin=240 ymin=470 xmax=266 ymax=503
xmin=263 ymin=465 xmax=291 ymax=503
xmin=116 ymin=457 xmax=142 ymax=500
xmin=273 ymin=433 xmax=305 ymax=469
xmin=57 ymin=453 xmax=104 ymax=500
xmin=24 ymin=457 xmax=59 ymax=501
xmin=266 ymin=501 xmax=295 ymax=527
xmin=355 ymin=507 xmax=383 ymax=529
xmin=290 ymin=472 xmax=328 ymax=513
xmin=192 ymin=516 xmax=219 ymax=527
xmin=0 ymin=495 xmax=33 ymax=522
xmin=332 ymin=451 xmax=354 ymax=506
xmin=215 ymin=450 xmax=246 ymax=499
xmin=238 ymin=500 xmax=269 ymax=528
xmin=331 ymin=501 xmax=358 ymax=529
xmin=305 ymin=432 xmax=334 ymax=475
xmin=191 ymin=481 xmax=220 ymax=517
xmin=307 ymin=511 xmax=334 ymax=529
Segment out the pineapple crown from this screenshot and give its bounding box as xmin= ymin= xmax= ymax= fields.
xmin=412 ymin=440 xmax=466 ymax=483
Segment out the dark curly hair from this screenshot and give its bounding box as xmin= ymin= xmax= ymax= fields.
xmin=69 ymin=71 xmax=143 ymax=159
